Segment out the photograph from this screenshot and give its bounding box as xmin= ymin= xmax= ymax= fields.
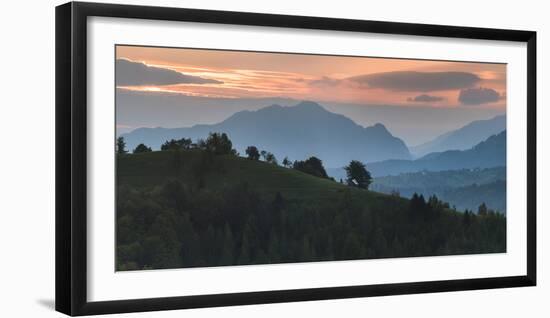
xmin=114 ymin=45 xmax=507 ymax=271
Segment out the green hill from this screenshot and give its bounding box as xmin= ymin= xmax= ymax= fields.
xmin=117 ymin=149 xmax=383 ymax=205
xmin=116 ymin=150 xmax=506 ymax=271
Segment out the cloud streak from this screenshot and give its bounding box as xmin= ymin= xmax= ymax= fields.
xmin=349 ymin=71 xmax=481 ymax=92
xmin=309 ymin=76 xmax=343 ymax=87
xmin=407 ymin=94 xmax=445 ymax=103
xmin=116 ymin=59 xmax=222 ymax=86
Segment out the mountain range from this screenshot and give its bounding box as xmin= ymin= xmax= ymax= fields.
xmin=366 ymin=130 xmax=506 ymax=177
xmin=410 ymin=115 xmax=506 ymax=158
xmin=121 ymin=101 xmax=412 ymax=167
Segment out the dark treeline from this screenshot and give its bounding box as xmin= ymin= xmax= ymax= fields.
xmin=116 ymin=133 xmax=506 ymax=270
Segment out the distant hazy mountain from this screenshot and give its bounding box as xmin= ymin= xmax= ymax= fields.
xmin=116 ymin=90 xmax=298 ymax=135
xmin=367 ymin=130 xmax=506 ymax=177
xmin=410 ymin=115 xmax=506 ymax=158
xmin=371 ymin=167 xmax=506 ymax=213
xmin=121 ymin=101 xmax=411 ymax=167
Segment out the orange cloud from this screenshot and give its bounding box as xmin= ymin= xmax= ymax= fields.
xmin=116 ymin=46 xmax=506 ymax=109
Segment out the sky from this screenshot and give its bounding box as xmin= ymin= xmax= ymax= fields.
xmin=115 ymin=45 xmax=506 ymax=145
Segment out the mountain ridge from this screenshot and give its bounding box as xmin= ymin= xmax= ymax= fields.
xmin=122 ymin=101 xmax=412 ymax=167
xmin=410 ymin=115 xmax=506 ymax=157
xmin=365 ymin=130 xmax=506 ymax=177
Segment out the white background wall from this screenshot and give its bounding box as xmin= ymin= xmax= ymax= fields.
xmin=0 ymin=0 xmax=547 ymax=316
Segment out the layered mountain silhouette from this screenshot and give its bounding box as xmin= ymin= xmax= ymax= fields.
xmin=371 ymin=167 xmax=506 ymax=213
xmin=367 ymin=130 xmax=506 ymax=177
xmin=121 ymin=101 xmax=411 ymax=167
xmin=410 ymin=115 xmax=506 ymax=157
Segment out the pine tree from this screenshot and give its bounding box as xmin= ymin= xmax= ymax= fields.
xmin=478 ymin=202 xmax=488 ymax=216
xmin=116 ymin=136 xmax=127 ymax=154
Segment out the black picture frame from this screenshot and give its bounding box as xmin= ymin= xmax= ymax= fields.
xmin=55 ymin=1 xmax=537 ymax=316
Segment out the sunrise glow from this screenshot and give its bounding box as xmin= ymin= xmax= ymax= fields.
xmin=116 ymin=46 xmax=506 ymax=109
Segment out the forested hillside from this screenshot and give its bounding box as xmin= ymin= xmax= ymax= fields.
xmin=116 ymin=148 xmax=506 ymax=270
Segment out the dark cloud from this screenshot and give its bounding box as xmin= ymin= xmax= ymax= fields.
xmin=407 ymin=94 xmax=445 ymax=103
xmin=116 ymin=59 xmax=222 ymax=86
xmin=349 ymin=71 xmax=481 ymax=92
xmin=458 ymin=87 xmax=501 ymax=105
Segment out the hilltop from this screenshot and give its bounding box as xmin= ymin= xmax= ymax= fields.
xmin=117 ymin=149 xmax=370 ymax=204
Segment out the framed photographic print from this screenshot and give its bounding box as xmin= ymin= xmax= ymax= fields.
xmin=55 ymin=1 xmax=536 ymax=316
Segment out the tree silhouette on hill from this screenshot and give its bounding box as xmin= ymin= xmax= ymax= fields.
xmin=293 ymin=156 xmax=328 ymax=179
xmin=161 ymin=138 xmax=192 ymax=151
xmin=245 ymin=146 xmax=260 ymax=160
xmin=345 ymin=160 xmax=372 ymax=189
xmin=116 ymin=136 xmax=128 ymax=154
xmin=133 ymin=143 xmax=152 ymax=154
